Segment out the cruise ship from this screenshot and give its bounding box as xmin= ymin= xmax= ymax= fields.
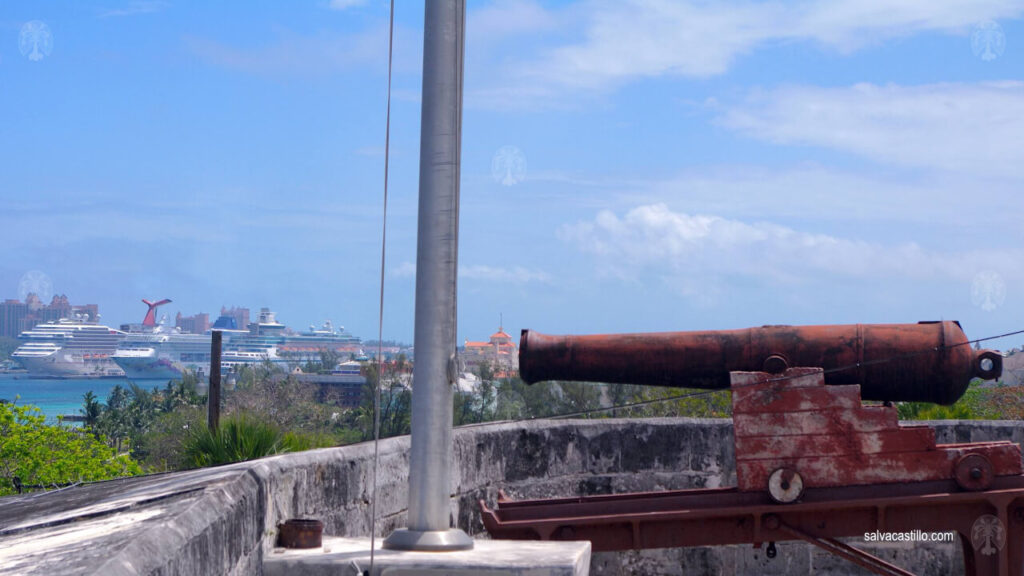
xmin=113 ymin=326 xmax=289 ymax=382
xmin=113 ymin=303 xmax=363 ymax=380
xmin=112 ymin=328 xmax=214 ymax=381
xmin=223 ymin=308 xmax=362 ymax=367
xmin=11 ymin=318 xmax=127 ymax=378
xmin=111 ymin=299 xmax=207 ymax=381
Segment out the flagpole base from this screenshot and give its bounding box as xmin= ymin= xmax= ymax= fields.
xmin=382 ymin=528 xmax=474 ymax=551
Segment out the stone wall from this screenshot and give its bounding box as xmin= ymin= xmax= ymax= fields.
xmin=2 ymin=418 xmax=1022 ymax=575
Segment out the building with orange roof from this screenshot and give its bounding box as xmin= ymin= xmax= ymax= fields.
xmin=462 ymin=325 xmax=518 ymax=375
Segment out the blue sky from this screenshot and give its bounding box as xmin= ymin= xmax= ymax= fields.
xmin=0 ymin=1 xmax=1022 ymax=349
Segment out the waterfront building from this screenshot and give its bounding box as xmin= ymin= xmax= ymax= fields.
xmin=0 ymin=295 xmax=99 ymax=339
xmin=175 ymin=312 xmax=210 ymax=334
xmin=462 ymin=326 xmax=518 ymax=376
xmin=221 ymin=306 xmax=250 ymax=332
xmin=0 ymin=299 xmax=28 ymax=339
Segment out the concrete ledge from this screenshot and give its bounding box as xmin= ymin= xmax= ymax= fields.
xmin=263 ymin=536 xmax=591 ymax=576
xmin=1 ymin=418 xmax=1023 ymax=575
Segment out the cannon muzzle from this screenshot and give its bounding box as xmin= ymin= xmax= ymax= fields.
xmin=519 ymin=321 xmax=1001 ymax=405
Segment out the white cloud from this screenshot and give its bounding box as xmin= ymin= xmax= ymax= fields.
xmin=184 ymin=29 xmax=384 ymax=76
xmin=390 ymin=262 xmax=550 ymax=284
xmin=469 ymin=0 xmax=558 ymax=42
xmin=560 ymin=204 xmax=1017 ymax=287
xmin=460 ymin=264 xmax=551 ymax=284
xmin=475 ymin=0 xmax=1024 ymax=106
xmin=328 ymin=0 xmax=367 ymax=10
xmin=184 ymin=21 xmax=423 ymax=78
xmin=392 ymin=261 xmax=416 ymax=278
xmin=627 ymin=164 xmax=1024 ymax=229
xmin=99 ymin=1 xmax=168 ymax=18
xmin=719 ymin=82 xmax=1024 ymax=179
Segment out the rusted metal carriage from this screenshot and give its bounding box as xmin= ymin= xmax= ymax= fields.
xmin=482 ymin=322 xmax=1024 ymax=576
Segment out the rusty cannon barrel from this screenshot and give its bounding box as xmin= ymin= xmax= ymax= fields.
xmin=519 ymin=321 xmax=1002 ymax=405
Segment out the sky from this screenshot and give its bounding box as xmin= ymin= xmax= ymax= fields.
xmin=0 ymin=0 xmax=1022 ymax=350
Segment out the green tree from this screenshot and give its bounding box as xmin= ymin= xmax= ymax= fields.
xmin=0 ymin=402 xmax=140 ymax=496
xmin=318 ymin=348 xmax=341 ymax=372
xmin=555 ymin=381 xmax=602 ymax=417
xmin=81 ymin=390 xmax=102 ymax=429
xmin=895 ymin=380 xmax=1024 ymax=421
xmin=88 ymin=377 xmax=206 ymax=459
xmin=598 ymin=384 xmax=731 ymax=419
xmin=454 ymin=362 xmax=498 ymax=426
xmin=356 ymin=359 xmax=412 ymax=440
xmin=494 ymin=377 xmax=560 ymax=420
xmin=138 ymin=405 xmax=206 ymax=471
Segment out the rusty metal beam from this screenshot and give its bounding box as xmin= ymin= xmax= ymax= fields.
xmin=772 ymin=518 xmax=916 ymax=576
xmin=482 ymin=478 xmax=1024 ymax=575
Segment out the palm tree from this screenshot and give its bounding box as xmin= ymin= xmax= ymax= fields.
xmin=81 ymin=390 xmax=102 ymax=430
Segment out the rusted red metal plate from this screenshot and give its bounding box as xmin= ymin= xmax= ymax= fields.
xmin=735 ymin=428 xmax=937 ymax=460
xmin=734 ymin=407 xmax=899 ymax=436
xmin=731 ymin=369 xmax=1023 ymax=491
xmin=737 ymin=445 xmax=1023 ymax=491
xmin=733 ymin=384 xmax=863 ymax=414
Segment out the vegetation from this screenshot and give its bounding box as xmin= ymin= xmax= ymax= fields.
xmin=279 ymin=348 xmax=343 ymax=375
xmin=4 ymin=355 xmax=998 ymax=488
xmin=87 ymin=375 xmax=205 ymax=458
xmin=72 ymin=365 xmax=360 ymax=471
xmin=898 ymin=381 xmax=1024 ymax=420
xmin=182 ymin=414 xmax=315 ymax=467
xmin=0 ymin=401 xmax=140 ymax=496
xmin=350 ymin=354 xmax=412 ymax=439
xmin=7 ymin=332 xmax=1020 ymax=497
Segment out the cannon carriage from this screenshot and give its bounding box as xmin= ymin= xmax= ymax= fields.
xmin=482 ymin=321 xmax=1024 ymax=575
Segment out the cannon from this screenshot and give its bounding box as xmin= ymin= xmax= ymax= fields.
xmin=519 ymin=321 xmax=1002 ymax=405
xmin=486 ymin=322 xmax=1024 ymax=573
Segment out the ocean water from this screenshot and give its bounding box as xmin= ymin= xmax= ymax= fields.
xmin=0 ymin=374 xmax=134 ymax=422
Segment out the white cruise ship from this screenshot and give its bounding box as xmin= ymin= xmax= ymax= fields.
xmin=111 ymin=299 xmax=217 ymax=381
xmin=11 ymin=318 xmax=127 ymax=378
xmin=114 ymin=325 xmax=287 ymax=380
xmin=113 ymin=304 xmax=360 ymax=380
xmin=112 ymin=327 xmax=214 ymax=381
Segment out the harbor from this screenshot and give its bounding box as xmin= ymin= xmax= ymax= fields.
xmin=0 ymin=302 xmax=391 ymax=423
xmin=0 ymin=374 xmax=123 ymax=423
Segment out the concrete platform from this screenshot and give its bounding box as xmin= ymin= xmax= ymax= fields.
xmin=263 ymin=536 xmax=591 ymax=576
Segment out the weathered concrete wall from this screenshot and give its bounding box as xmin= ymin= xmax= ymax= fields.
xmin=2 ymin=418 xmax=1023 ymax=575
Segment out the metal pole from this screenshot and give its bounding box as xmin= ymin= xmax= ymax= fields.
xmin=383 ymin=0 xmax=472 ymax=552
xmin=207 ymin=330 xmax=222 ymax=432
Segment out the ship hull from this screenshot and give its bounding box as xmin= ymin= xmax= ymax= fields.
xmin=113 ymin=355 xmax=193 ymax=380
xmin=14 ymin=353 xmax=125 ymax=379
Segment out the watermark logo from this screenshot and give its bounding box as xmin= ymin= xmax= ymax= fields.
xmin=491 ymin=145 xmax=527 ymax=186
xmin=863 ymin=530 xmax=955 ymax=543
xmin=972 ymin=20 xmax=1005 ymax=62
xmin=971 ymin=270 xmax=1006 ymax=312
xmin=971 ymin=514 xmax=1005 ymax=556
xmin=18 ymin=270 xmax=53 ymax=303
xmin=19 ymin=21 xmax=53 ymax=62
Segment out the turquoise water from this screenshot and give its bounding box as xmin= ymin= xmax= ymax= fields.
xmin=0 ymin=374 xmax=132 ymax=422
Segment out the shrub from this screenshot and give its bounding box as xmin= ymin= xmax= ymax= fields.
xmin=0 ymin=402 xmax=140 ymax=496
xmin=182 ymin=413 xmax=324 ymax=467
